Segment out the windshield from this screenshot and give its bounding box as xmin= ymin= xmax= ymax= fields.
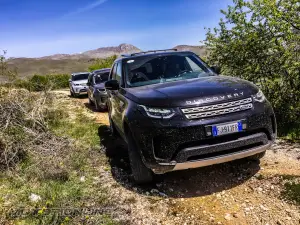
xmin=124 ymin=54 xmax=213 ymax=87
xmin=94 ymin=72 xmax=109 ymax=84
xmin=72 ymin=73 xmax=89 ymax=81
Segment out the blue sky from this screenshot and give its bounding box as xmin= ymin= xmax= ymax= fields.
xmin=0 ymin=0 xmax=232 ymax=57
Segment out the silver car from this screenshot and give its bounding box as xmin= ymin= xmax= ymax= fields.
xmin=69 ymin=72 xmax=90 ymax=97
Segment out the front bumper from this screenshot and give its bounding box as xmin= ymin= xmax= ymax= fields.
xmin=127 ymin=100 xmax=276 ymax=174
xmin=94 ymin=92 xmax=108 ymax=106
xmin=172 ymin=140 xmax=271 ymax=171
xmin=73 ymin=86 xmax=88 ymax=94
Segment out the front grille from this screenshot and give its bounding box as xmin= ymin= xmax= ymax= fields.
xmin=182 ymin=97 xmax=253 ymax=119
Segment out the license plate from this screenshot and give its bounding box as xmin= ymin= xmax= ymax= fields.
xmin=212 ymin=121 xmax=242 ymax=136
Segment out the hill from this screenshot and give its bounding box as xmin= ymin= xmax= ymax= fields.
xmin=173 ymin=45 xmax=208 ymax=57
xmin=6 ymin=44 xmax=208 ymax=78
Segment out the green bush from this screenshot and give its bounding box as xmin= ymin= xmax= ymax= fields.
xmin=14 ymin=74 xmax=70 ymax=91
xmin=204 ymin=0 xmax=300 ymax=138
xmin=88 ymin=55 xmax=117 ymax=71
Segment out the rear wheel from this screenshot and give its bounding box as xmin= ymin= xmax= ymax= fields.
xmin=127 ymin=131 xmax=153 ymax=184
xmin=109 ymin=116 xmax=118 ymax=137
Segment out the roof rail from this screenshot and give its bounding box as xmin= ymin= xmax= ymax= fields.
xmin=121 ymin=54 xmax=131 ymax=57
xmin=121 ymin=49 xmax=177 ymax=57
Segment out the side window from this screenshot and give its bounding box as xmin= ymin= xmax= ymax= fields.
xmin=87 ymin=73 xmax=93 ymax=84
xmin=110 ymin=64 xmax=117 ymax=80
xmin=101 ymin=72 xmax=109 ymax=81
xmin=115 ymin=62 xmax=122 ymax=83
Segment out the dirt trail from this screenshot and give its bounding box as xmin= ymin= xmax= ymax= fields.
xmin=54 ymin=90 xmax=300 ymax=225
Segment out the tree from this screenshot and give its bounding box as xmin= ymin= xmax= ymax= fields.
xmin=204 ymin=0 xmax=300 ymax=137
xmin=0 ymin=50 xmax=17 ymax=82
xmin=88 ymin=55 xmax=117 ymax=71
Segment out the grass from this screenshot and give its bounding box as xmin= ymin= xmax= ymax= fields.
xmin=0 ymin=91 xmax=118 ymax=224
xmin=282 ymin=182 xmax=300 ymax=205
xmin=7 ymin=57 xmax=95 ymax=79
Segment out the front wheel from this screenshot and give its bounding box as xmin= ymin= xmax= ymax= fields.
xmin=88 ymin=97 xmax=94 ymax=105
xmin=127 ymin=131 xmax=153 ymax=184
xmin=95 ymin=99 xmax=106 ymax=112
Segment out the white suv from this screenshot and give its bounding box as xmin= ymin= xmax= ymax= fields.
xmin=69 ymin=72 xmax=90 ymax=97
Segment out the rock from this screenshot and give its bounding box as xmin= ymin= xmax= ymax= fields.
xmin=209 ymin=217 xmax=215 ymax=222
xmin=156 ymin=183 xmax=163 ymax=188
xmin=29 ymin=193 xmax=41 ymax=202
xmin=260 ymin=205 xmax=269 ymax=211
xmin=158 ymin=191 xmax=168 ymax=197
xmin=150 ymin=189 xmax=159 ymax=194
xmin=224 ymin=213 xmax=231 ymax=220
xmin=233 ymin=212 xmax=238 ymax=218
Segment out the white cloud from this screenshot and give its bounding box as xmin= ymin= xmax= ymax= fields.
xmin=63 ymin=0 xmax=108 ymax=17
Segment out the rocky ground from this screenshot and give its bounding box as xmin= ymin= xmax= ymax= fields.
xmin=55 ymin=90 xmax=300 ymax=225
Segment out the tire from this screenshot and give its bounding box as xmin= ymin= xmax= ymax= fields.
xmin=70 ymin=90 xmax=74 ymax=97
xmin=127 ymin=131 xmax=153 ymax=184
xmin=249 ymin=151 xmax=266 ymax=161
xmin=88 ymin=97 xmax=94 ymax=105
xmin=95 ymin=99 xmax=106 ymax=112
xmin=109 ymin=116 xmax=118 ymax=137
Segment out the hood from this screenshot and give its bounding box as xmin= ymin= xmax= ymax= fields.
xmin=72 ymin=79 xmax=88 ymax=85
xmin=93 ymin=83 xmax=105 ymax=89
xmin=124 ymin=75 xmax=259 ymax=107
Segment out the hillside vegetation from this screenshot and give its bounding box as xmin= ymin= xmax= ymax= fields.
xmin=5 ymin=44 xmax=208 ymax=79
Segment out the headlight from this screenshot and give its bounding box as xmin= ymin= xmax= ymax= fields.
xmin=74 ymin=84 xmax=79 ymax=86
xmin=253 ymin=89 xmax=266 ymax=102
xmin=139 ymin=105 xmax=175 ymax=119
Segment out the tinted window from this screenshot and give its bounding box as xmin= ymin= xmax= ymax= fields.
xmin=72 ymin=73 xmax=89 ymax=81
xmin=94 ymin=72 xmax=109 ymax=84
xmin=124 ymin=54 xmax=212 ymax=87
xmin=110 ymin=64 xmax=117 ymax=80
xmin=115 ymin=63 xmax=122 ymax=83
xmin=87 ymin=73 xmax=93 ymax=84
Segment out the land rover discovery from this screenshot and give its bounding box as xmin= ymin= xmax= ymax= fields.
xmin=105 ymin=49 xmax=277 ymax=184
xmin=87 ymin=68 xmax=110 ymax=111
xmin=69 ymin=72 xmax=90 ymax=97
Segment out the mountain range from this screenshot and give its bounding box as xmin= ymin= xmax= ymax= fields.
xmin=7 ymin=44 xmax=208 ymax=78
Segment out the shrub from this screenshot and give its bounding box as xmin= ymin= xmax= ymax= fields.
xmin=13 ymin=74 xmax=70 ymax=91
xmin=0 ymin=88 xmax=72 ymax=173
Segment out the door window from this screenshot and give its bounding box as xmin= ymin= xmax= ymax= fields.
xmin=110 ymin=64 xmax=117 ymax=80
xmin=115 ymin=62 xmax=122 ymax=83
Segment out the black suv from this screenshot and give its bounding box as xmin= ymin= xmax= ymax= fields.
xmin=87 ymin=68 xmax=110 ymax=111
xmin=105 ymin=49 xmax=276 ymax=184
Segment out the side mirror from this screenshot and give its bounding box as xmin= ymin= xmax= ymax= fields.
xmin=210 ymin=66 xmax=221 ymax=75
xmin=105 ymin=80 xmax=119 ymax=90
xmin=68 ymin=79 xmax=72 ymax=82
